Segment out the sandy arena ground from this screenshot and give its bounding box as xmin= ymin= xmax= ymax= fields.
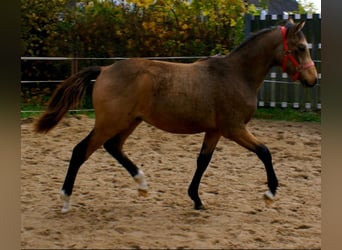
xmin=21 ymin=115 xmax=321 ymax=249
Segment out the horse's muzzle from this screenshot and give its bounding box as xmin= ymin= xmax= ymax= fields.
xmin=302 ymin=77 xmax=318 ymax=88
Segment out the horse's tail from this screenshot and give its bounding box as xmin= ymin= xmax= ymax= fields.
xmin=34 ymin=66 xmax=102 ymax=133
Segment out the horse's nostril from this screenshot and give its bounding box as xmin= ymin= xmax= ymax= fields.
xmin=304 ymin=78 xmax=318 ymax=87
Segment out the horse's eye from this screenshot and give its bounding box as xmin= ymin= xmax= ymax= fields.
xmin=298 ymin=44 xmax=307 ymax=52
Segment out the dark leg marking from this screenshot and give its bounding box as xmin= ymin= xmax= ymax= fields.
xmin=61 ymin=130 xmax=94 ymax=196
xmin=103 ymin=120 xmax=141 ymax=177
xmin=188 ymin=153 xmax=214 ymax=210
xmin=188 ymin=132 xmax=221 ymax=210
xmin=103 ymin=121 xmax=148 ymax=196
xmin=227 ymin=127 xmax=278 ymax=199
xmin=103 ymin=136 xmax=139 ymax=177
xmin=255 ymin=144 xmax=278 ymax=196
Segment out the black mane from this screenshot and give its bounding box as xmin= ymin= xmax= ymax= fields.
xmin=231 ymin=27 xmax=277 ymax=53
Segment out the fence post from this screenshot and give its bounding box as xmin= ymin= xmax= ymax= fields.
xmin=72 ymin=51 xmax=78 ymax=75
xmin=244 ymin=14 xmax=252 ymax=37
xmin=270 ymin=72 xmax=276 ymax=108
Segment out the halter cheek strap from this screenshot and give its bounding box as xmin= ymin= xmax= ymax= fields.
xmin=280 ymin=26 xmax=315 ymax=81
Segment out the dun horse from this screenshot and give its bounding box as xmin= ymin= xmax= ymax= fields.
xmin=35 ymin=19 xmax=318 ymax=213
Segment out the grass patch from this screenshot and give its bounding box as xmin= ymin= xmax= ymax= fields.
xmin=254 ymin=108 xmax=320 ymax=122
xmin=20 ymin=104 xmax=96 ymax=119
xmin=20 ymin=104 xmax=43 ymax=119
xmin=21 ymin=104 xmax=320 ymax=123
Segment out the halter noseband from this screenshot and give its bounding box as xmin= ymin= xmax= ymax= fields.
xmin=280 ymin=26 xmax=314 ymax=81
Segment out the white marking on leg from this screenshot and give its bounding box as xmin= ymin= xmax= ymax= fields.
xmin=264 ymin=190 xmax=275 ymax=200
xmin=264 ymin=190 xmax=275 ymax=205
xmin=60 ymin=190 xmax=71 ymax=213
xmin=134 ymin=170 xmax=148 ymax=196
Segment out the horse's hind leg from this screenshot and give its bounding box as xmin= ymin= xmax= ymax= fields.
xmin=188 ymin=131 xmax=221 ymax=210
xmin=60 ymin=129 xmax=107 ymax=213
xmin=103 ymin=120 xmax=148 ymax=196
xmin=227 ymin=127 xmax=278 ymax=202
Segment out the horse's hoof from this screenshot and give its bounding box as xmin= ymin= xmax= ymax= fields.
xmin=263 ymin=190 xmax=275 ymax=205
xmin=194 ymin=204 xmax=206 ymax=210
xmin=60 ymin=190 xmax=71 ymax=213
xmin=138 ymin=188 xmax=148 ymax=197
xmin=61 ymin=204 xmax=71 ymax=213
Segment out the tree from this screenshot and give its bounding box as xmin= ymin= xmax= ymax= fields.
xmin=246 ymin=0 xmax=319 ymax=15
xmin=21 ymin=0 xmax=248 ymax=80
xmin=298 ymin=0 xmax=319 ymax=14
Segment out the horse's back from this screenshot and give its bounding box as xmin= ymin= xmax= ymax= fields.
xmin=92 ymin=58 xmax=219 ymax=134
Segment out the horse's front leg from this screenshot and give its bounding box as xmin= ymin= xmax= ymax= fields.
xmin=188 ymin=132 xmax=221 ymax=210
xmin=255 ymin=144 xmax=278 ymax=202
xmin=227 ymin=127 xmax=278 ymax=203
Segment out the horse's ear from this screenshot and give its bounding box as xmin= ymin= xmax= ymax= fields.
xmin=295 ymin=21 xmax=305 ymax=33
xmin=286 ymin=18 xmax=295 ymax=25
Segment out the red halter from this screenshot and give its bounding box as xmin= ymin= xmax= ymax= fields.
xmin=280 ymin=26 xmax=315 ymax=81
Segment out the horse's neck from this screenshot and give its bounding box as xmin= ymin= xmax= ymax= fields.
xmin=228 ymin=30 xmax=281 ymax=90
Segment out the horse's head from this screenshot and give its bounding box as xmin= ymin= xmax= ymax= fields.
xmin=278 ymin=18 xmax=318 ymax=87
